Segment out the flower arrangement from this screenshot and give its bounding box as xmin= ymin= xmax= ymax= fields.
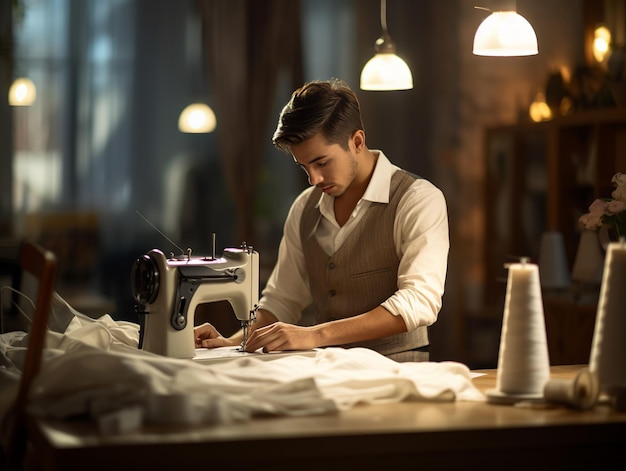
xmin=579 ymin=173 xmax=626 ymax=239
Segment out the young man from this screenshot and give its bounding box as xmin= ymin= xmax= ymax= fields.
xmin=195 ymin=79 xmax=449 ymax=362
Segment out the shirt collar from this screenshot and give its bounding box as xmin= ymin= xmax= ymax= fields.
xmin=315 ymin=150 xmax=397 ymax=210
xmin=362 ymin=150 xmax=396 ymax=204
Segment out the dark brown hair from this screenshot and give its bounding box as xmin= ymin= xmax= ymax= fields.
xmin=272 ymin=78 xmax=365 ymax=153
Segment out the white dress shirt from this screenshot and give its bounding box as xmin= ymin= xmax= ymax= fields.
xmin=257 ymin=151 xmax=449 ymax=332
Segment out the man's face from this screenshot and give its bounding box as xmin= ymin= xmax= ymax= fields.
xmin=291 ymin=133 xmax=359 ymax=198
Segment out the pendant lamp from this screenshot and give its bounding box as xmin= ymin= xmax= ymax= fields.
xmin=360 ymin=0 xmax=413 ymax=91
xmin=178 ymin=103 xmax=216 ymax=133
xmin=473 ymin=2 xmax=538 ymax=57
xmin=9 ymin=77 xmax=37 ymax=106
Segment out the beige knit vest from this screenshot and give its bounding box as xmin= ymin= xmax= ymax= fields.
xmin=300 ymin=169 xmax=429 ymax=356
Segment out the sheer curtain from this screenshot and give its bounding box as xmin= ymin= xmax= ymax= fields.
xmin=8 ymin=1 xmax=220 ymax=318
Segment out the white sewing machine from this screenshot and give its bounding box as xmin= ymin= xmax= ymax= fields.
xmin=131 ymin=244 xmax=259 ymax=359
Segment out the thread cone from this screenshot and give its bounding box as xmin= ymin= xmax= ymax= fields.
xmin=589 ymin=241 xmax=626 ymax=394
xmin=490 ymin=262 xmax=550 ymax=400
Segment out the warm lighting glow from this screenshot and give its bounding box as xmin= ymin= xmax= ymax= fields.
xmin=9 ymin=77 xmax=37 ymax=106
xmin=529 ymin=93 xmax=552 ymax=122
xmin=360 ymin=53 xmax=413 ymax=91
xmin=360 ymin=0 xmax=413 ymax=91
xmin=473 ymin=10 xmax=538 ymax=56
xmin=178 ymin=103 xmax=216 ymax=133
xmin=593 ymin=25 xmax=611 ymax=63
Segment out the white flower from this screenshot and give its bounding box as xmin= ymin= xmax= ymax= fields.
xmin=607 ymin=199 xmax=626 ymax=214
xmin=579 ymin=173 xmax=626 ymax=238
xmin=612 ymin=172 xmax=626 ymax=203
xmin=579 ymin=199 xmax=606 ymax=229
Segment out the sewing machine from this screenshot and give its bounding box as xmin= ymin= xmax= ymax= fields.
xmin=131 ymin=243 xmax=259 ymax=358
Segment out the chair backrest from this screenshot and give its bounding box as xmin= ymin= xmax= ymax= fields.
xmin=2 ymin=240 xmax=57 ymax=470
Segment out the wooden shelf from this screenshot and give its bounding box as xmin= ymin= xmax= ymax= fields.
xmin=475 ymin=107 xmax=625 ymax=367
xmin=483 ymin=107 xmax=626 ymax=306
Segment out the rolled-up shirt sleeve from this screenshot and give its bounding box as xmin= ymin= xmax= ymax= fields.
xmin=257 ymin=188 xmax=314 ymax=324
xmin=382 ymin=179 xmax=449 ymax=331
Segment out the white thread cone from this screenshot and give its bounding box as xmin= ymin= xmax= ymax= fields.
xmin=488 ymin=262 xmax=551 ymax=402
xmin=589 ymin=241 xmax=626 ymax=394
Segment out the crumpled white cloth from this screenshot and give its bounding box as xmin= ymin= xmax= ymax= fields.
xmin=0 ymin=294 xmax=485 ymax=433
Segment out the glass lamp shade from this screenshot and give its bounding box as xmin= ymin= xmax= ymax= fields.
xmin=360 ymin=53 xmax=413 ymax=91
xmin=473 ymin=11 xmax=538 ymax=56
xmin=9 ymin=77 xmax=37 ymax=106
xmin=178 ymin=103 xmax=216 ymax=133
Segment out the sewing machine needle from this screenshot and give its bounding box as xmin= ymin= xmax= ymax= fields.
xmin=240 ymin=321 xmax=248 ymax=352
xmin=239 ymin=312 xmax=256 ymax=352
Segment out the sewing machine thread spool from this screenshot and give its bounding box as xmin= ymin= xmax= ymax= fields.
xmin=589 ymin=239 xmax=626 ymax=397
xmin=487 ymin=259 xmax=551 ymax=404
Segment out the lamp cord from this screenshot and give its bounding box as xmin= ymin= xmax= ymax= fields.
xmin=380 ymin=0 xmax=387 ymax=35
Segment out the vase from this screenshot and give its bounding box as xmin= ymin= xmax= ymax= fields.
xmin=571 ymin=229 xmax=605 ymax=285
xmin=538 ymin=231 xmax=570 ymax=289
xmin=598 ymin=225 xmax=624 ymax=251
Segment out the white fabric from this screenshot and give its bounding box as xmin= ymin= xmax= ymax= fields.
xmin=0 ymin=295 xmax=483 ymax=434
xmin=258 ymin=151 xmax=450 ymax=331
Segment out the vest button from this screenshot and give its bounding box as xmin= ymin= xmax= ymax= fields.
xmin=328 ymin=262 xmax=336 ymax=269
xmin=329 ymin=289 xmax=336 ymax=296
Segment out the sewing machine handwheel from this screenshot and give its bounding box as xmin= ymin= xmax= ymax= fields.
xmin=131 ymin=254 xmax=160 ymax=305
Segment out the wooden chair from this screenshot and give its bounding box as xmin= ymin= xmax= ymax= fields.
xmin=1 ymin=241 xmax=57 ymax=470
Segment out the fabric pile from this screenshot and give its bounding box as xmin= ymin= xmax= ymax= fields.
xmin=0 ymin=293 xmax=485 ymax=434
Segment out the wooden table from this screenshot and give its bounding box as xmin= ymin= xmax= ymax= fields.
xmin=27 ymin=364 xmax=626 ymax=470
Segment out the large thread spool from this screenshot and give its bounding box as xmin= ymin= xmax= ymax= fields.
xmin=487 ymin=259 xmax=551 ymax=404
xmin=589 ymin=240 xmax=626 ymax=397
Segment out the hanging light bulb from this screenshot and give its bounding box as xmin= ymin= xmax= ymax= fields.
xmin=360 ymin=0 xmax=413 ymax=91
xmin=9 ymin=77 xmax=37 ymax=106
xmin=593 ymin=25 xmax=611 ymax=64
xmin=178 ymin=103 xmax=216 ymax=133
xmin=529 ymin=92 xmax=552 ymax=122
xmin=473 ymin=3 xmax=538 ymax=57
